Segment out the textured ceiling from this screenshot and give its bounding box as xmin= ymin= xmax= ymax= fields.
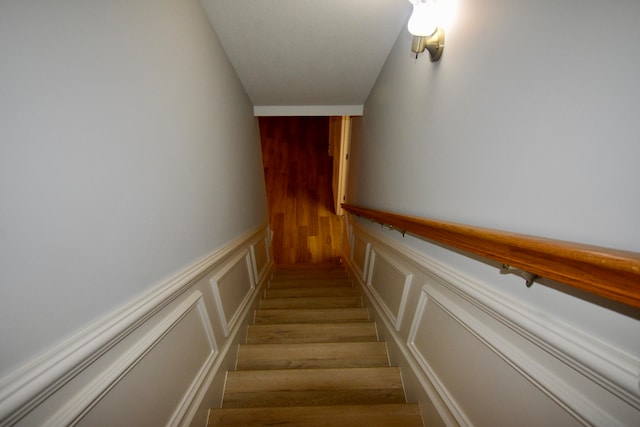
xmin=201 ymin=0 xmax=410 ymax=113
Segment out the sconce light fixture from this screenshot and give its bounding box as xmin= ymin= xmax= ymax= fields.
xmin=408 ymin=0 xmax=444 ymax=62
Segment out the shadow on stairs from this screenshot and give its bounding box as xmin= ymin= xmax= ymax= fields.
xmin=208 ymin=263 xmax=424 ymax=426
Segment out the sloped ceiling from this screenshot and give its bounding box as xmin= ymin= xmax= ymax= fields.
xmin=201 ymin=0 xmax=410 ymax=115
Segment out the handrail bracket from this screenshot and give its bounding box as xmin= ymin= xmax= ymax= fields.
xmin=501 ymin=264 xmax=539 ymax=288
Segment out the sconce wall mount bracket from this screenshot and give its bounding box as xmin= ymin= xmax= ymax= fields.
xmin=411 ymin=27 xmax=445 ymax=62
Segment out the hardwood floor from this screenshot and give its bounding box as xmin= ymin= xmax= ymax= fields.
xmin=259 ymin=117 xmax=343 ymax=264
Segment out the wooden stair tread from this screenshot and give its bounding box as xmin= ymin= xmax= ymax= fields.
xmin=268 ymin=278 xmax=353 ymax=289
xmin=254 ymin=307 xmax=370 ymax=324
xmin=274 ymin=265 xmax=347 ymax=274
xmin=226 ymin=367 xmax=403 ymax=390
xmin=264 ymin=287 xmax=359 ymax=299
xmin=247 ymin=322 xmax=378 ymax=344
xmin=226 ymin=366 xmax=402 ymax=392
xmin=275 ymin=262 xmax=344 ymax=271
xmin=208 ymin=263 xmax=424 ymax=426
xmin=272 ymin=273 xmax=349 ymax=281
xmin=272 ymin=272 xmax=349 ymax=280
xmin=273 ymin=271 xmax=348 ymax=279
xmin=223 ymin=367 xmax=405 ymax=408
xmin=236 ymin=342 xmax=389 ymax=370
xmin=208 ymin=403 xmax=423 ymax=427
xmin=260 ymin=296 xmax=362 ymax=309
xmin=222 ymin=389 xmax=407 ymax=408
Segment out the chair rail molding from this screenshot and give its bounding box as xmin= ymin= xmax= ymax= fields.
xmin=46 ymin=291 xmax=216 ymax=426
xmin=0 ymin=223 xmax=273 ymax=427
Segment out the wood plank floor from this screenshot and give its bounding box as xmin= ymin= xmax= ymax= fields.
xmin=259 ymin=117 xmax=343 ymax=264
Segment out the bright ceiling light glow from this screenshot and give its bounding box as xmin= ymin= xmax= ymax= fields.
xmin=407 ymin=0 xmax=439 ymax=36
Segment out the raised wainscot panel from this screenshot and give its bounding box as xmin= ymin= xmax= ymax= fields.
xmin=210 ymin=251 xmax=255 ymax=337
xmin=250 ymin=232 xmax=270 ymax=285
xmin=408 ymin=288 xmax=585 ymax=427
xmin=1 ymin=225 xmax=269 ymax=427
xmin=367 ymin=248 xmax=413 ymax=331
xmin=52 ymin=292 xmax=217 ymax=427
xmin=351 ymin=233 xmax=370 ymax=282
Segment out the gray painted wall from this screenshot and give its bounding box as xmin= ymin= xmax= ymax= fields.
xmin=352 ymin=0 xmax=640 ymax=252
xmin=0 ymin=0 xmax=268 ymax=379
xmin=351 ymin=0 xmax=640 ymax=311
xmin=348 ymin=0 xmax=640 ymax=421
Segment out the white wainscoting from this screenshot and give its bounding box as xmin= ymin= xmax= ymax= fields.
xmin=1 ymin=224 xmax=273 ymax=427
xmin=344 ymin=219 xmax=640 ymax=427
xmin=350 ymin=225 xmax=370 ymax=283
xmin=69 ymin=291 xmax=216 ymax=427
xmin=249 ymin=228 xmax=271 ymax=285
xmin=367 ymin=248 xmax=412 ymax=331
xmin=210 ymin=251 xmax=255 ymax=338
xmin=408 ymin=287 xmax=587 ymax=426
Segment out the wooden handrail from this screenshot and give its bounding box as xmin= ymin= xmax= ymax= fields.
xmin=342 ymin=204 xmax=640 ymax=309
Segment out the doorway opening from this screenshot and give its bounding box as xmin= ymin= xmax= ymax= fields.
xmin=258 ymin=116 xmax=350 ymax=264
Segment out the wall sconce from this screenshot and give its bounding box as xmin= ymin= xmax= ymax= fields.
xmin=408 ymin=0 xmax=444 ymax=62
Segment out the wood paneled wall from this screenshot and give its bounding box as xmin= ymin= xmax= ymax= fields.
xmin=259 ymin=117 xmax=343 ymax=265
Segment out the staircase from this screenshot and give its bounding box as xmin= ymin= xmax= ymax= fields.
xmin=208 ymin=263 xmax=423 ymax=426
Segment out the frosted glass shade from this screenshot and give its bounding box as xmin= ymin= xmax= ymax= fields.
xmin=407 ymin=0 xmax=438 ymax=36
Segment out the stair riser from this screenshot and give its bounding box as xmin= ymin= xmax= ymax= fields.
xmin=260 ymin=296 xmax=362 ymax=309
xmin=246 ymin=323 xmax=378 ymax=344
xmin=254 ymin=308 xmax=370 ymax=324
xmin=268 ymin=278 xmax=353 ymax=289
xmin=264 ymin=287 xmax=359 ymax=299
xmin=273 ymin=271 xmax=349 ymax=278
xmin=222 ymin=389 xmax=406 ymax=408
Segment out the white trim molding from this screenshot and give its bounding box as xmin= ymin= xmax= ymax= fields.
xmin=46 ymin=291 xmax=216 ymax=426
xmin=350 ymin=232 xmax=371 ymax=283
xmin=345 ymin=254 xmax=462 ymax=426
xmin=343 ymin=219 xmax=640 ymax=427
xmin=168 ymin=296 xmax=219 ymax=427
xmin=406 ymin=290 xmax=472 ymax=426
xmin=210 ymin=250 xmax=256 ymax=338
xmin=249 ymin=232 xmax=271 ymax=285
xmin=407 ymin=286 xmax=625 ymax=426
xmin=0 ymin=223 xmax=272 ymax=427
xmin=253 ymin=105 xmax=363 ymax=117
xmin=366 ymin=248 xmax=413 ymax=331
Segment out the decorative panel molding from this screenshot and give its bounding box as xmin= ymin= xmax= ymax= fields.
xmin=350 ymin=234 xmax=370 ymax=282
xmin=406 ymin=291 xmax=473 ymax=427
xmin=0 ymin=224 xmax=271 ymax=427
xmin=367 ymin=248 xmax=413 ymax=331
xmin=210 ymin=251 xmax=255 ymax=338
xmin=250 ymin=232 xmax=270 ymax=285
xmin=48 ymin=291 xmax=216 ymax=426
xmin=408 ymin=286 xmax=625 ymax=426
xmin=167 ymin=296 xmax=219 ymax=426
xmin=344 ymin=221 xmax=640 ymax=427
xmin=423 ymin=263 xmax=640 ymax=413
